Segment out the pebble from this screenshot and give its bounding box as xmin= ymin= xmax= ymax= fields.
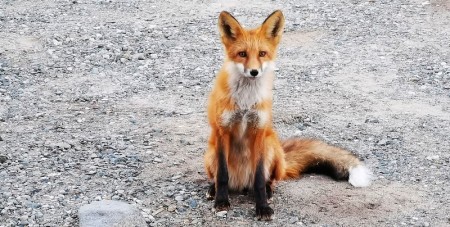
xmin=25 ymin=202 xmax=42 ymax=209
xmin=426 ymin=155 xmax=439 ymax=160
xmin=152 ymin=208 xmax=164 ymax=216
xmin=377 ymin=139 xmax=391 ymax=146
xmin=167 ymin=205 xmax=177 ymax=212
xmin=365 ymin=118 xmax=379 ymax=123
xmin=188 ymin=199 xmax=198 ymax=208
xmin=174 ymin=195 xmax=184 ymax=201
xmin=216 ymin=211 xmax=227 ymax=218
xmin=87 ymin=170 xmax=97 ymax=175
xmin=35 ymin=212 xmax=44 ymax=218
xmin=289 ymin=217 xmax=299 ymax=224
xmin=134 ymin=53 xmax=145 ymax=60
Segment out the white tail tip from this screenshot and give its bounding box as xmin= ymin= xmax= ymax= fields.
xmin=348 ymin=165 xmax=373 ymax=187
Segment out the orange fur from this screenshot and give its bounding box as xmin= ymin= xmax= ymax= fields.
xmin=204 ymin=10 xmax=367 ymax=203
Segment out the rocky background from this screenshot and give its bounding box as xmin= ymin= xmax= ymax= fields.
xmin=0 ymin=0 xmax=449 ymax=226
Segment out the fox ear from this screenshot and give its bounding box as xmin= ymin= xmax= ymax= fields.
xmin=261 ymin=10 xmax=285 ymax=41
xmin=218 ymin=11 xmax=243 ymax=42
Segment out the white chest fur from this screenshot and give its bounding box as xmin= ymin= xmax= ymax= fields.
xmin=225 ymin=61 xmax=274 ymax=110
xmin=230 ymin=78 xmax=271 ymax=109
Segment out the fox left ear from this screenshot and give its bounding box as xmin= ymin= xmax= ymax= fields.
xmin=218 ymin=11 xmax=243 ymax=43
xmin=261 ymin=10 xmax=285 ymax=42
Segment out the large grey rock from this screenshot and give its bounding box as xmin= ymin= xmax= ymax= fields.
xmin=79 ymin=200 xmax=146 ymax=227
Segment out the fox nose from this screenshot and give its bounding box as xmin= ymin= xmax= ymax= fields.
xmin=250 ymin=69 xmax=259 ymax=77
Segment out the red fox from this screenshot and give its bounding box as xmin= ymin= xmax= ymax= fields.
xmin=204 ymin=10 xmax=372 ymax=220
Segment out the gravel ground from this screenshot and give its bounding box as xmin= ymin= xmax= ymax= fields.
xmin=0 ymin=0 xmax=449 ymax=226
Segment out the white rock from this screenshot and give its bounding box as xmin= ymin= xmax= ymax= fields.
xmin=216 ymin=210 xmax=227 ymax=217
xmin=79 ymin=200 xmax=146 ymax=227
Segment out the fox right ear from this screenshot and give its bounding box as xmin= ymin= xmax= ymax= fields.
xmin=218 ymin=11 xmax=243 ymax=42
xmin=261 ymin=10 xmax=285 ymax=42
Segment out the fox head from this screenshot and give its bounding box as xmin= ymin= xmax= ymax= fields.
xmin=218 ymin=10 xmax=285 ymax=79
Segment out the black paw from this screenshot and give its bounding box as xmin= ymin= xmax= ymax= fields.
xmin=256 ymin=205 xmax=274 ymax=221
xmin=206 ymin=184 xmax=215 ymax=200
xmin=214 ymin=199 xmax=231 ymax=211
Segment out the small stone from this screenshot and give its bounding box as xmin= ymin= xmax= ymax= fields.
xmin=152 ymin=208 xmax=164 ymax=216
xmin=216 ymin=210 xmax=227 ymax=217
xmin=377 ymin=139 xmax=391 ymax=146
xmin=175 ymin=195 xmax=184 ymax=201
xmin=0 ymin=155 xmax=7 ymax=163
xmin=295 ymin=123 xmax=306 ymax=131
xmin=134 ymin=53 xmax=145 ymax=60
xmin=123 ymin=53 xmax=132 ymax=60
xmin=57 ymin=142 xmax=72 ymax=150
xmin=35 ymin=212 xmax=43 ymax=218
xmin=53 ymin=39 xmax=61 ymax=46
xmin=154 ymin=158 xmax=162 ymax=163
xmin=289 ymin=217 xmax=299 ymax=224
xmin=365 ymin=118 xmax=379 ymax=123
xmin=150 ymin=54 xmax=158 ymax=59
xmin=421 ymin=1 xmax=430 ymax=6
xmin=0 ymin=135 xmax=3 ymax=141
xmin=25 ymin=202 xmax=41 ymax=209
xmin=188 ymin=199 xmax=198 ymax=208
xmin=86 ymin=170 xmax=97 ymax=175
xmin=426 ymin=155 xmax=439 ymax=160
xmin=167 ymin=205 xmax=176 ymax=212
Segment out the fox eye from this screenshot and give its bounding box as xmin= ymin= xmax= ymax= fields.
xmin=259 ymin=51 xmax=267 ymax=57
xmin=238 ymin=51 xmax=247 ymax=57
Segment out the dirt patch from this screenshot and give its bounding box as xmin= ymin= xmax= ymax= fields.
xmin=282 ymin=178 xmax=429 ymax=225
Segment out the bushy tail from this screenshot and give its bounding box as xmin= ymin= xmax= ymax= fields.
xmin=281 ymin=138 xmax=372 ymax=187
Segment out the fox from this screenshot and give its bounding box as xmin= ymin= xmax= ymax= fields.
xmin=204 ymin=10 xmax=372 ymax=221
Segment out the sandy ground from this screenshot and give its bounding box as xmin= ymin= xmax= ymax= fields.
xmin=0 ymin=0 xmax=449 ymax=226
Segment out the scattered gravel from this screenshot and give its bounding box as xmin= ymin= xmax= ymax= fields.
xmin=0 ymin=0 xmax=449 ymax=226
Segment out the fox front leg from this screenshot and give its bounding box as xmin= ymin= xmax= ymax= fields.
xmin=214 ymin=138 xmax=230 ymax=211
xmin=254 ymin=159 xmax=274 ymax=220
